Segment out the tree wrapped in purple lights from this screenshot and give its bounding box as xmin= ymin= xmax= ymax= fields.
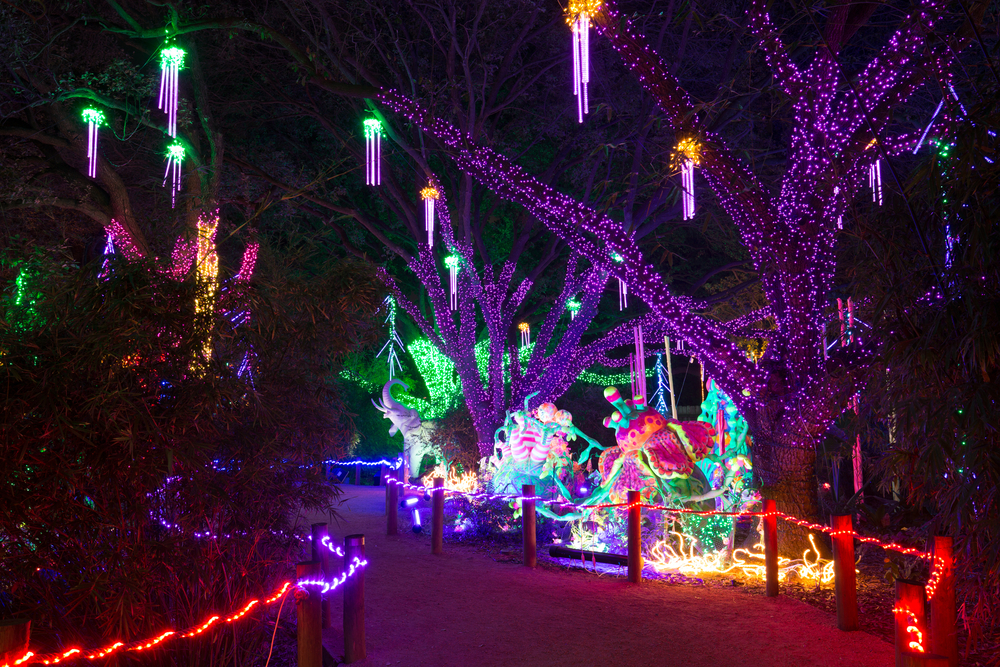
xmin=370 ymin=0 xmax=982 ymax=517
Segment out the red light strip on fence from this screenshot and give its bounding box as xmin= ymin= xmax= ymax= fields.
xmin=27 ymin=558 xmax=372 ymax=666
xmin=2 ymin=651 xmax=35 ymax=667
xmin=892 ymin=607 xmax=926 ymax=652
xmin=27 ymin=581 xmax=292 ymax=665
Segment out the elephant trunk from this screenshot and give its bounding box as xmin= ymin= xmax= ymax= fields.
xmin=382 ymin=379 xmax=410 ymax=413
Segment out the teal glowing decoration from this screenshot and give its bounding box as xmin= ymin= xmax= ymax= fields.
xmin=363 ymin=118 xmax=381 ymax=185
xmin=158 ymin=45 xmax=185 ymax=137
xmin=651 ymin=353 xmax=669 ymax=416
xmin=567 ymin=299 xmax=581 ymax=320
xmin=164 ymin=142 xmax=184 ymax=208
xmin=81 ymin=108 xmax=105 ymax=178
xmin=444 ymin=255 xmax=460 ymax=310
xmin=377 ymin=296 xmax=406 ymax=378
xmin=695 ymin=378 xmax=754 ymax=510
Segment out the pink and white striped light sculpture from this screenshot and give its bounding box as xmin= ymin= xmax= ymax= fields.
xmin=81 ymin=108 xmax=105 ymax=179
xmin=567 ymin=1 xmax=601 ymax=123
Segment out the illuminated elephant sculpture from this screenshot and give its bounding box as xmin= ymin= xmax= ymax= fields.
xmin=371 ymin=379 xmax=442 ymax=479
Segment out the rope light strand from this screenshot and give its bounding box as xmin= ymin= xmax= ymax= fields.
xmin=28 ymin=564 xmax=373 ymax=667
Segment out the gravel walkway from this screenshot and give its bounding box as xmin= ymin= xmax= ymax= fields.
xmin=298 ymin=486 xmax=894 ymax=667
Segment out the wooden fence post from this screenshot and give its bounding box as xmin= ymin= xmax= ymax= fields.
xmin=344 ymin=535 xmax=366 ymax=664
xmin=928 ymin=536 xmax=957 ymax=667
xmin=354 ymin=463 xmax=361 ymax=486
xmin=831 ymin=514 xmax=859 ymax=631
xmin=627 ymin=490 xmax=642 ymax=584
xmin=895 ymin=579 xmax=927 ymax=667
xmin=310 ymin=523 xmax=331 ymax=630
xmin=296 ymin=561 xmax=322 ymax=667
xmin=431 ymin=477 xmax=444 ymax=555
xmin=0 ymin=619 xmax=30 ymax=666
xmin=762 ymin=498 xmax=779 ymax=597
xmin=522 ymin=484 xmax=537 ymax=568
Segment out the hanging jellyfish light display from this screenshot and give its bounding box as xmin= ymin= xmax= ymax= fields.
xmin=519 ymin=322 xmax=531 ymax=349
xmin=158 ymin=46 xmax=185 ymax=138
xmin=81 ymin=108 xmax=105 ymax=179
xmin=444 ymin=255 xmax=460 ymax=310
xmin=847 ymin=297 xmax=855 ymax=345
xmin=673 ymin=138 xmax=702 ymax=220
xmin=164 ymin=142 xmax=184 ymax=208
xmin=851 ymin=394 xmax=864 ymax=501
xmin=632 ymin=324 xmax=647 ymax=400
xmin=869 ymin=159 xmax=883 ymax=205
xmin=610 ymin=250 xmax=627 ymax=310
xmin=865 ymin=139 xmax=882 ymax=206
xmin=567 ymin=299 xmax=581 ymax=320
xmin=420 ymin=184 xmax=439 ymax=248
xmin=566 ymin=1 xmax=601 ymax=123
xmin=363 ymin=118 xmax=381 ymax=186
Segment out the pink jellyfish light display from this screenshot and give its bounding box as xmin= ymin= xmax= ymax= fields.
xmin=164 ymin=143 xmax=184 ymax=208
xmin=158 ymin=46 xmax=185 ymax=138
xmin=444 ymin=255 xmax=460 ymax=310
xmin=364 ymin=118 xmax=381 ymax=185
xmin=567 ymin=0 xmax=601 ymax=123
xmin=81 ymin=108 xmax=105 ymax=178
xmin=420 ymin=185 xmax=439 ymax=248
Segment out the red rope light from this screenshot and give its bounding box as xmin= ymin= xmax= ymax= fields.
xmin=29 ymin=581 xmax=292 ymax=665
xmin=892 ymin=607 xmax=926 ymax=652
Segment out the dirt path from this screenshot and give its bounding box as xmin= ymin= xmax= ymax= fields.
xmin=299 ymin=486 xmax=893 ymax=667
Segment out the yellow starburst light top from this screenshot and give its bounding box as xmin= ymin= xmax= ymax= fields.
xmin=672 ymin=137 xmax=703 ymax=167
xmin=420 ymin=185 xmax=439 ymax=200
xmin=518 ymin=322 xmax=530 ymax=332
xmin=566 ymin=0 xmax=602 ymax=24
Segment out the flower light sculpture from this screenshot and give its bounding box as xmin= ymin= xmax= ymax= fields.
xmin=567 ymin=299 xmax=581 ymax=320
xmin=158 ymin=46 xmax=185 ymax=138
xmin=163 ymin=143 xmax=184 ymax=208
xmin=363 ymin=118 xmax=381 ymax=185
xmin=566 ymin=0 xmax=602 ymax=123
xmin=81 ymin=108 xmax=105 ymax=179
xmin=420 ymin=184 xmax=439 ymax=247
xmin=518 ymin=321 xmax=530 ymax=349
